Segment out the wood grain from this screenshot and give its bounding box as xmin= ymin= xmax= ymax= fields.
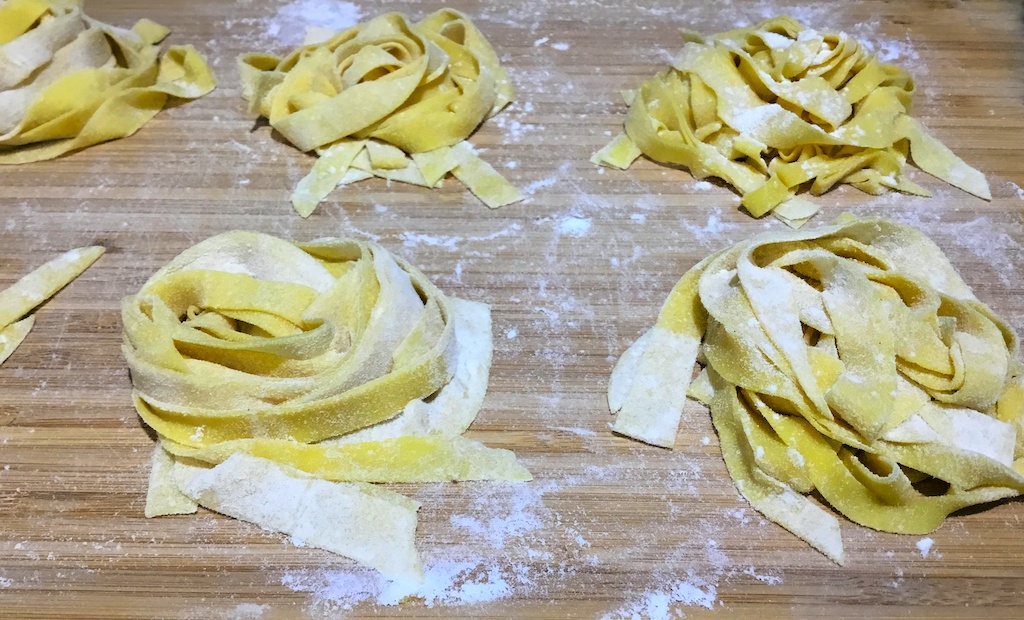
xmin=2 ymin=1 xmax=1024 ymax=618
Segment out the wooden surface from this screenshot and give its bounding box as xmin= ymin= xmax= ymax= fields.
xmin=3 ymin=0 xmax=1024 ymax=618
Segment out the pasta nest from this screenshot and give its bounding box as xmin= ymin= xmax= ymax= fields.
xmin=239 ymin=9 xmax=522 ymax=215
xmin=594 ymin=17 xmax=990 ymax=226
xmin=610 ymin=216 xmax=1024 ymax=563
xmin=0 ymin=0 xmax=214 ymax=163
xmin=127 ymin=232 xmax=530 ymax=581
xmin=240 ymin=9 xmax=512 ymax=154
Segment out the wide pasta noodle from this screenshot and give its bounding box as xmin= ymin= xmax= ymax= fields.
xmin=0 ymin=0 xmax=215 ymax=164
xmin=593 ymin=17 xmax=990 ymax=227
xmin=1 ymin=245 xmax=103 ymax=365
xmin=239 ymin=8 xmax=522 ymax=216
xmin=125 ymin=231 xmax=530 ymax=582
xmin=608 ymin=216 xmax=1024 ymax=564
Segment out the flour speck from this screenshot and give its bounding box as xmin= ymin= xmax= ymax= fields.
xmin=557 ymin=216 xmax=592 ymax=238
xmin=916 ymin=538 xmax=934 ymax=558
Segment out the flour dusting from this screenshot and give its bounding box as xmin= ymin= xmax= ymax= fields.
xmin=281 ymin=554 xmax=521 ymax=611
xmin=557 ymin=216 xmax=593 ymax=238
xmin=264 ymin=0 xmax=362 ymax=46
xmin=603 ymin=579 xmax=717 ymax=619
xmin=231 ymin=603 xmax=269 ymax=619
xmin=916 ymin=538 xmax=934 ymax=558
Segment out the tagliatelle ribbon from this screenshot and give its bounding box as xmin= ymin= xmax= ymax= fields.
xmin=0 ymin=0 xmax=215 ymax=164
xmin=1 ymin=245 xmax=104 ymax=365
xmin=239 ymin=8 xmax=522 ymax=216
xmin=609 ymin=216 xmax=1024 ymax=564
xmin=593 ymin=17 xmax=990 ymax=227
xmin=125 ymin=231 xmax=530 ymax=582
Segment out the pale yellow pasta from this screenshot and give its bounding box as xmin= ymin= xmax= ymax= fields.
xmin=594 ymin=17 xmax=990 ymax=227
xmin=1 ymin=245 xmax=104 ymax=365
xmin=127 ymin=231 xmax=530 ymax=581
xmin=240 ymin=9 xmax=522 ymax=216
xmin=0 ymin=0 xmax=214 ymax=163
xmin=609 ymin=216 xmax=1024 ymax=564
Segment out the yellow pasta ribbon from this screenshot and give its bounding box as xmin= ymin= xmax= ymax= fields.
xmin=1 ymin=245 xmax=104 ymax=365
xmin=0 ymin=0 xmax=214 ymax=164
xmin=609 ymin=216 xmax=1024 ymax=564
xmin=239 ymin=8 xmax=522 ymax=216
xmin=126 ymin=231 xmax=530 ymax=582
xmin=594 ymin=17 xmax=990 ymax=227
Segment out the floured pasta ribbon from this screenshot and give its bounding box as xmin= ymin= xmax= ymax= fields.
xmin=1 ymin=245 xmax=103 ymax=365
xmin=124 ymin=231 xmax=531 ymax=583
xmin=609 ymin=216 xmax=1024 ymax=564
xmin=593 ymin=17 xmax=990 ymax=227
xmin=239 ymin=9 xmax=522 ymax=217
xmin=0 ymin=0 xmax=215 ymax=164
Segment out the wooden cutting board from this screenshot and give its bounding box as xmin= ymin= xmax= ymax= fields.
xmin=2 ymin=1 xmax=1024 ymax=618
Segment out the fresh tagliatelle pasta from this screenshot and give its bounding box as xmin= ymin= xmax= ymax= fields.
xmin=608 ymin=216 xmax=1024 ymax=564
xmin=593 ymin=17 xmax=990 ymax=227
xmin=1 ymin=245 xmax=103 ymax=365
xmin=0 ymin=0 xmax=215 ymax=164
xmin=239 ymin=9 xmax=522 ymax=217
xmin=125 ymin=231 xmax=530 ymax=582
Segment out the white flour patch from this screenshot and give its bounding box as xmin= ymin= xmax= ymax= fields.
xmin=398 ymin=223 xmax=522 ymax=252
xmin=947 ymin=216 xmax=1023 ymax=286
xmin=557 ymin=216 xmax=592 ymax=238
xmin=743 ymin=565 xmax=784 ymax=584
xmin=399 ymin=232 xmax=461 ymax=251
xmin=523 ymin=175 xmax=559 ymax=196
xmin=554 ymin=426 xmax=597 ymax=437
xmin=551 ymin=42 xmax=570 ymax=51
xmin=916 ymin=538 xmax=934 ymax=558
xmin=0 ymin=576 xmax=12 ymax=588
xmin=231 ymin=603 xmax=269 ymax=619
xmin=1013 ymin=182 xmax=1024 ymax=201
xmin=682 ymin=208 xmax=739 ymax=245
xmin=264 ymin=0 xmax=362 ymax=46
xmin=281 ymin=554 xmax=522 ymax=612
xmin=491 ymin=115 xmax=541 ymax=143
xmin=602 ymin=579 xmax=718 ymax=619
xmin=448 ymin=483 xmax=551 ymax=550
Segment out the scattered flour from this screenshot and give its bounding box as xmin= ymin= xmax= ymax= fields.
xmin=916 ymin=538 xmax=934 ymax=558
xmin=551 ymin=42 xmax=570 ymax=51
xmin=0 ymin=576 xmax=12 ymax=588
xmin=1013 ymin=182 xmax=1024 ymax=201
xmin=523 ymin=175 xmax=559 ymax=195
xmin=231 ymin=603 xmax=269 ymax=619
xmin=398 ymin=223 xmax=522 ymax=252
xmin=682 ymin=208 xmax=739 ymax=244
xmin=281 ymin=555 xmax=522 ymax=611
xmin=554 ymin=426 xmax=598 ymax=437
xmin=264 ymin=0 xmax=362 ymax=46
xmin=557 ymin=216 xmax=593 ymax=238
xmin=603 ymin=579 xmax=718 ymax=619
xmin=945 ymin=216 xmax=1021 ymax=286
